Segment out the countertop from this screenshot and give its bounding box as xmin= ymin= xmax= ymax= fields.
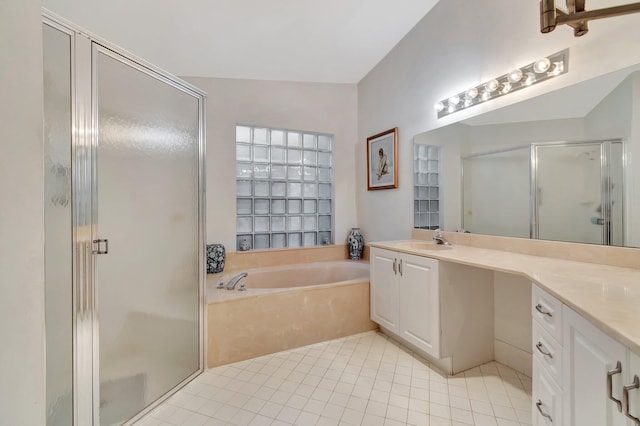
xmin=368 ymin=239 xmax=640 ymax=355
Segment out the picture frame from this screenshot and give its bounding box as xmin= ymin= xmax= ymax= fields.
xmin=367 ymin=127 xmax=398 ymax=190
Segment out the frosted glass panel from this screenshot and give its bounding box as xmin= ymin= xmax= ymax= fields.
xmin=288 ymin=149 xmax=302 ymax=164
xmin=96 ymin=50 xmax=200 ymax=425
xmin=254 ymin=181 xmax=269 ymax=197
xmin=271 ymin=148 xmax=286 ymax=164
xmin=253 ymin=146 xmax=269 ymax=163
xmin=271 ymin=200 xmax=285 ymax=214
xmin=236 ymin=144 xmax=251 ymax=161
xmin=237 ymin=199 xmax=252 ymax=215
xmin=287 ymin=132 xmax=301 ymax=147
xmin=271 ymin=130 xmax=284 ymax=146
xmin=536 ymin=144 xmax=603 ymax=244
xmin=43 ymin=23 xmax=73 ymax=426
xmin=235 ymin=126 xmax=333 ymax=249
xmin=236 ymin=126 xmax=251 ymax=143
xmin=254 ymin=199 xmax=269 ymax=214
xmin=237 ymin=181 xmax=252 ymax=197
xmin=318 ymin=135 xmax=332 ymax=151
xmin=303 ymin=134 xmax=317 ymax=149
xmin=254 ymin=128 xmax=268 ymax=144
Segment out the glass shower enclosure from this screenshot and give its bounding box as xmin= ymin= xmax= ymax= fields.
xmin=43 ymin=12 xmax=206 ymax=426
xmin=462 ymin=140 xmax=623 ymax=246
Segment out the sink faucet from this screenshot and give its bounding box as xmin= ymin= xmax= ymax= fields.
xmin=226 ymin=272 xmax=248 ymax=290
xmin=432 ymin=229 xmax=451 ymax=245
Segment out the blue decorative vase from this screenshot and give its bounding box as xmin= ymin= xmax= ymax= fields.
xmin=347 ymin=228 xmax=364 ymax=261
xmin=206 ymin=244 xmax=226 ymax=274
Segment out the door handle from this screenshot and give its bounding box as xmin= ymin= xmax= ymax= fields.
xmin=607 ymin=361 xmax=623 ymax=412
xmin=623 ymin=375 xmax=640 ymax=425
xmin=535 ymin=304 xmax=553 ymax=317
xmin=392 ymin=258 xmax=397 ymax=274
xmin=591 ymin=217 xmax=605 ymax=225
xmin=535 ymin=400 xmax=553 ymax=422
xmin=399 ymin=259 xmax=403 ymax=276
xmin=535 ymin=341 xmax=553 ymax=359
xmin=92 ymin=239 xmax=109 ymax=255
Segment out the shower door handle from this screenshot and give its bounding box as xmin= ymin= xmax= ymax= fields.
xmin=591 ymin=217 xmax=605 ymax=225
xmin=92 ymin=239 xmax=109 ymax=255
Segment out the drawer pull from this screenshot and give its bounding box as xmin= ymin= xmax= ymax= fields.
xmin=399 ymin=259 xmax=403 ymax=276
xmin=623 ymin=375 xmax=640 ymax=425
xmin=535 ymin=303 xmax=553 ymax=317
xmin=535 ymin=341 xmax=553 ymax=359
xmin=392 ymin=259 xmax=397 ymax=274
xmin=536 ymin=400 xmax=553 ymax=422
xmin=607 ymin=361 xmax=623 ymax=412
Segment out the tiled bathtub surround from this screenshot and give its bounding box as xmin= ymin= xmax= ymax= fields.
xmin=207 ymin=261 xmax=376 ymax=367
xmin=140 ymin=331 xmax=532 ymax=426
xmin=223 ymin=245 xmax=368 ymax=273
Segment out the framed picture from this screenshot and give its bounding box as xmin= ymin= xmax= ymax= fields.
xmin=367 ymin=127 xmax=398 ymax=190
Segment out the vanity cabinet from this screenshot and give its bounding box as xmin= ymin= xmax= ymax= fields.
xmin=531 ymin=284 xmax=632 ymax=426
xmin=370 ymin=246 xmax=494 ymax=373
xmin=562 ymin=305 xmax=628 ymax=426
xmin=370 ymin=247 xmax=439 ymax=357
xmin=370 ymin=248 xmax=399 ymax=333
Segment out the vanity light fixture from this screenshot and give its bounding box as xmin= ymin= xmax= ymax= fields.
xmin=434 ymin=49 xmax=568 ymax=119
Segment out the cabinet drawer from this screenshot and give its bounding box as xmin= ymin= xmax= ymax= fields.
xmin=533 ymin=357 xmax=563 ymax=426
xmin=532 ymin=321 xmax=563 ymax=387
xmin=532 ymin=285 xmax=563 ymax=342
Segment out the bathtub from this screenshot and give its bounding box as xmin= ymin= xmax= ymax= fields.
xmin=206 ymin=260 xmax=377 ymax=367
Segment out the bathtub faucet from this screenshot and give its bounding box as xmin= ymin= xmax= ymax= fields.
xmin=226 ymin=272 xmax=248 ymax=290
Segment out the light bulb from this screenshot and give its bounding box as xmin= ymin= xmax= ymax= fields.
xmin=485 ymin=79 xmax=499 ymax=92
xmin=524 ymin=72 xmax=536 ymax=86
xmin=466 ymin=88 xmax=479 ymax=99
xmin=481 ymin=91 xmax=491 ymax=101
xmin=464 ymin=99 xmax=472 ymax=107
xmin=533 ymin=58 xmax=551 ymax=73
xmin=501 ymin=82 xmax=512 ymax=94
xmin=508 ymin=69 xmax=524 ymax=83
xmin=448 ymin=95 xmax=461 ymax=106
xmin=434 ymin=102 xmax=445 ymax=112
xmin=448 ymin=105 xmax=455 ymax=113
xmin=548 ymin=61 xmax=564 ymax=76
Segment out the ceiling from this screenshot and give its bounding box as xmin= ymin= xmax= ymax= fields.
xmin=43 ymin=0 xmax=440 ymax=83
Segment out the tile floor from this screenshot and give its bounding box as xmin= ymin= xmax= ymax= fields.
xmin=138 ymin=331 xmax=532 ymax=426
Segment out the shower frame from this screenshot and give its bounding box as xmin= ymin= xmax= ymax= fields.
xmin=43 ymin=10 xmax=207 ymax=426
xmin=461 ymin=139 xmax=624 ymax=246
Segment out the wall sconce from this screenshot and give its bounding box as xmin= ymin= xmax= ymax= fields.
xmin=434 ymin=50 xmax=568 ymax=119
xmin=540 ymin=0 xmax=640 ymax=37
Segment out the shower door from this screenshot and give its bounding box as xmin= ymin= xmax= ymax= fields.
xmin=533 ymin=141 xmax=623 ymax=246
xmin=93 ymin=46 xmax=204 ymax=425
xmin=43 ymin=14 xmax=206 ymax=426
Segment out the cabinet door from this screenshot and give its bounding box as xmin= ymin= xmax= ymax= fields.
xmin=563 ymin=306 xmax=628 ymax=426
xmin=398 ymin=253 xmax=439 ymax=357
xmin=370 ymin=248 xmax=399 ymax=333
xmin=626 ymin=352 xmax=640 ymax=425
xmin=533 ymin=358 xmax=562 ymax=426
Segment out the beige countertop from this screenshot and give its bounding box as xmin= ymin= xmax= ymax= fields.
xmin=368 ymin=239 xmax=640 ymax=355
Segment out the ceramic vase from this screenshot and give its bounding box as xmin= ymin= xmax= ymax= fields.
xmin=206 ymin=244 xmax=226 ymax=274
xmin=347 ymin=228 xmax=364 ymax=260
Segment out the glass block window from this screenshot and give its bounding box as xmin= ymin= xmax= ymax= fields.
xmin=414 ymin=144 xmax=441 ymax=229
xmin=236 ymin=125 xmax=334 ymax=250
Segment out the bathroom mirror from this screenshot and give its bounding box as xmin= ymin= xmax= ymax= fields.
xmin=414 ymin=63 xmax=640 ymax=248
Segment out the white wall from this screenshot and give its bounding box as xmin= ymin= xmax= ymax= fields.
xmin=183 ymin=77 xmax=359 ymax=250
xmin=358 ymin=0 xmax=640 ymax=242
xmin=0 ymin=0 xmax=46 ymax=423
